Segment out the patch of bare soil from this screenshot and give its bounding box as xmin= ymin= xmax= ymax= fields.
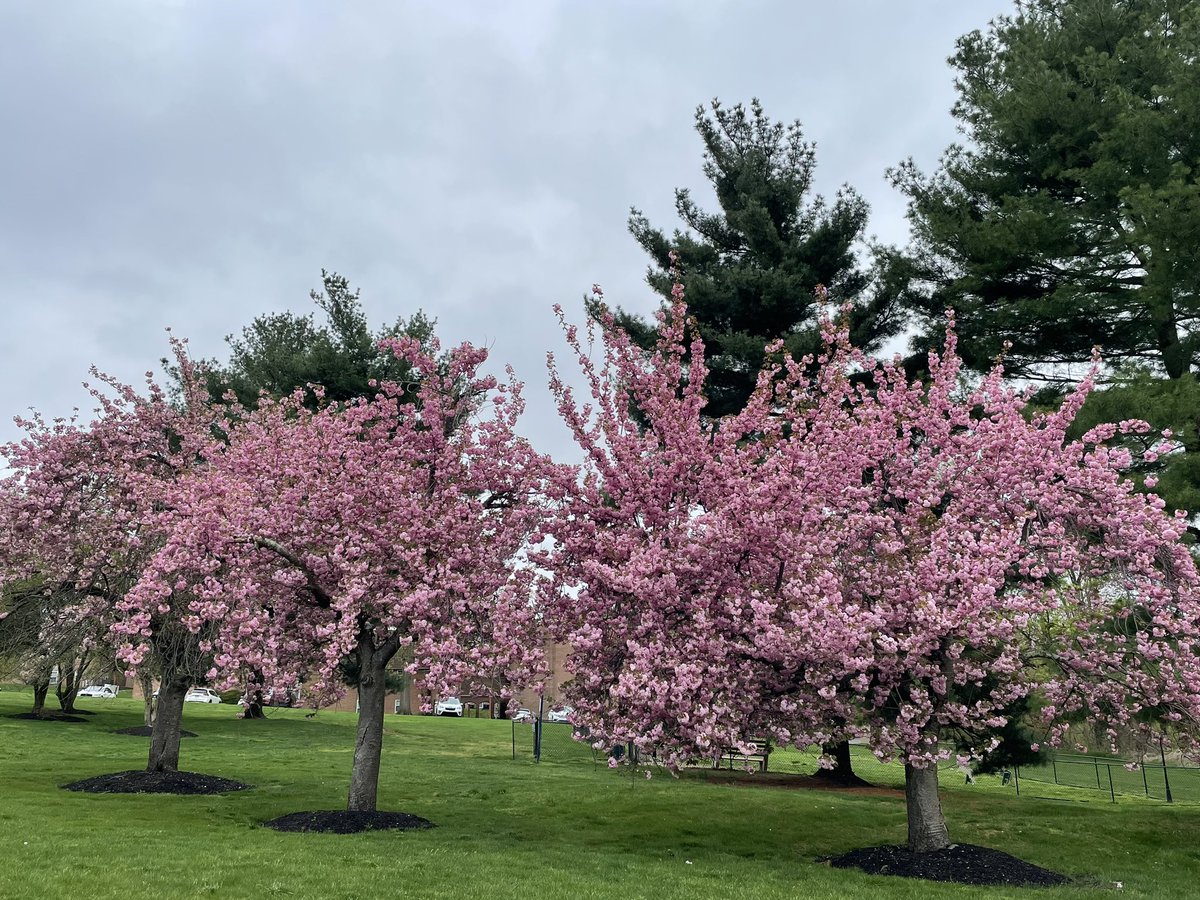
xmin=62 ymin=770 xmax=250 ymax=794
xmin=264 ymin=811 xmax=435 ymax=834
xmin=808 ymin=768 xmax=873 ymax=788
xmin=827 ymin=843 xmax=1071 ymax=887
xmin=8 ymin=712 xmax=87 ymax=723
xmin=111 ymin=726 xmax=197 ymax=737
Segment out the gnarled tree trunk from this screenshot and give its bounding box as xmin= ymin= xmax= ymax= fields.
xmin=905 ymin=763 xmax=950 ymax=852
xmin=346 ymin=629 xmax=400 ymax=812
xmin=148 ymin=677 xmax=189 ymax=773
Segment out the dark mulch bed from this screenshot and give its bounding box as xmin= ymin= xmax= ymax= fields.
xmin=828 ymin=843 xmax=1070 ymax=887
xmin=809 ymin=769 xmax=873 ymax=789
xmin=8 ymin=712 xmax=87 ymax=723
xmin=111 ymin=726 xmax=197 ymax=738
xmin=62 ymin=770 xmax=251 ymax=795
xmin=264 ymin=810 xmax=436 ymax=834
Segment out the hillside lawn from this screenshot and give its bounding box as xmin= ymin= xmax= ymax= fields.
xmin=1 ymin=688 xmax=1198 ymax=899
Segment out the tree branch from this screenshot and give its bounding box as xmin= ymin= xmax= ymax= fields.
xmin=241 ymin=536 xmax=334 ymax=609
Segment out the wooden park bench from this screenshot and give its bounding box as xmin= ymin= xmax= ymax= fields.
xmin=714 ymin=739 xmax=771 ymax=773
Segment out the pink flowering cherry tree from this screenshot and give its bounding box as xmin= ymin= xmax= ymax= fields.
xmin=751 ymin=321 xmax=1200 ymax=852
xmin=130 ymin=336 xmax=554 ymax=815
xmin=0 ymin=343 xmax=222 ymax=772
xmin=542 ymin=281 xmax=1200 ymax=856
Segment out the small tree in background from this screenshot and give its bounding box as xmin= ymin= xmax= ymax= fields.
xmin=0 ymin=342 xmax=221 ymax=772
xmin=189 ymin=270 xmax=444 ymax=721
xmin=200 ymin=269 xmax=435 ymax=409
xmin=622 ymin=98 xmax=910 ymax=418
xmin=0 ymin=579 xmax=104 ymax=717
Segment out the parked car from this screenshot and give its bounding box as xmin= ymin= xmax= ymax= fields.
xmin=434 ymin=696 xmax=464 ymax=717
xmin=184 ymin=687 xmax=222 ymax=704
xmin=512 ymin=707 xmax=534 ymax=723
xmin=77 ymin=684 xmax=118 ymax=699
xmin=547 ymin=705 xmax=574 ymax=724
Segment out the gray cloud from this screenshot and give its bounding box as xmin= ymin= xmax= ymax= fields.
xmin=0 ymin=0 xmax=1003 ymax=462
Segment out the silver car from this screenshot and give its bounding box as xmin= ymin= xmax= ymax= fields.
xmin=184 ymin=687 xmax=222 ymax=704
xmin=77 ymin=684 xmax=118 ymax=699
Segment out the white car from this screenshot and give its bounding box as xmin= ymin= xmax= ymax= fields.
xmin=547 ymin=705 xmax=574 ymax=723
xmin=512 ymin=707 xmax=534 ymax=723
xmin=435 ymin=696 xmax=464 ymax=717
xmin=77 ymin=684 xmax=118 ymax=699
xmin=184 ymin=687 xmax=222 ymax=704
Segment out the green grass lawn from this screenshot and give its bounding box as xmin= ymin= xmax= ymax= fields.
xmin=1 ymin=688 xmax=1198 ymax=899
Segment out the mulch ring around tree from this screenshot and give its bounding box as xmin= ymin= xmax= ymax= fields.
xmin=827 ymin=843 xmax=1071 ymax=887
xmin=8 ymin=712 xmax=88 ymax=723
xmin=263 ymin=811 xmax=436 ymax=834
xmin=62 ymin=770 xmax=251 ymax=795
xmin=111 ymin=725 xmax=197 ymax=738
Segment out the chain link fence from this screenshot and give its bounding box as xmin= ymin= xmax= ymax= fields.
xmin=511 ymin=721 xmax=1200 ymax=805
xmin=513 ymin=724 xmax=957 ymax=784
xmin=1014 ymin=753 xmax=1200 ymax=803
xmin=512 ymin=718 xmax=603 ymax=763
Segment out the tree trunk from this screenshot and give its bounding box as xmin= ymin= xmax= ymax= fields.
xmin=31 ymin=676 xmax=50 ymax=717
xmin=148 ymin=678 xmax=188 ymax=773
xmin=56 ymin=679 xmax=81 ymax=713
xmin=55 ymin=651 xmax=89 ymax=713
xmin=140 ymin=672 xmax=156 ymax=728
xmin=242 ymin=688 xmax=266 ymax=720
xmin=905 ymin=763 xmax=950 ymax=853
xmin=812 ymin=740 xmax=870 ymax=786
xmin=347 ymin=645 xmax=388 ymax=812
xmin=1149 ymin=295 xmax=1186 ymax=380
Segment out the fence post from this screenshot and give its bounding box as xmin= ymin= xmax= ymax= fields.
xmin=1107 ymin=764 xmax=1116 ymax=803
xmin=534 ymin=696 xmax=545 ymax=763
xmin=1014 ymin=766 xmax=1020 ymax=797
xmin=1094 ymin=757 xmax=1102 ymax=790
xmin=1160 ymin=736 xmax=1174 ymax=804
xmin=1142 ymin=763 xmax=1149 ymax=797
xmin=1051 ymin=758 xmax=1058 ymax=785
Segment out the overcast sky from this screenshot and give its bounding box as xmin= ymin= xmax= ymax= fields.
xmin=0 ymin=0 xmax=1006 ymax=463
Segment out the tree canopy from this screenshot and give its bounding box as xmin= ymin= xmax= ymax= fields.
xmin=202 ymin=270 xmax=436 ymax=408
xmin=131 ymin=335 xmax=553 ymax=813
xmin=541 ymin=287 xmax=1200 ymax=853
xmin=893 ymin=0 xmax=1200 ymax=512
xmin=619 ymin=98 xmax=909 ymax=417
